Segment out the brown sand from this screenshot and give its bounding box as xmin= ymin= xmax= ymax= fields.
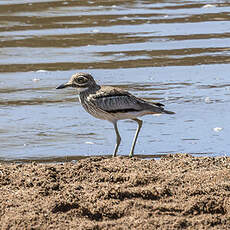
xmin=0 ymin=154 xmax=230 ymax=229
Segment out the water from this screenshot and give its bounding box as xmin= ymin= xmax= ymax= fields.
xmin=0 ymin=0 xmax=230 ymax=161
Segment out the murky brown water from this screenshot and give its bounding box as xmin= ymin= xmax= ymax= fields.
xmin=0 ymin=0 xmax=230 ymax=161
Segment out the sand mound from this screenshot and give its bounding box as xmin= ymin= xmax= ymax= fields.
xmin=1 ymin=154 xmax=230 ymax=229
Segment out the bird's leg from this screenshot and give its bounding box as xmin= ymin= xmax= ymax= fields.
xmin=129 ymin=118 xmax=143 ymax=158
xmin=113 ymin=122 xmax=121 ymax=157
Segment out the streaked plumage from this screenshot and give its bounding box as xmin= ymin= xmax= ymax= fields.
xmin=56 ymin=72 xmax=175 ymax=157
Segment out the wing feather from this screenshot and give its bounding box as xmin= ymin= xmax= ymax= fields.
xmin=88 ymin=87 xmax=164 ymax=113
xmin=87 ymin=88 xmax=141 ymax=112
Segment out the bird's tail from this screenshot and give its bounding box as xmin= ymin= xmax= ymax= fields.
xmin=163 ymin=109 xmax=175 ymax=114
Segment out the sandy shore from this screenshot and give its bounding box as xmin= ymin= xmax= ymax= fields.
xmin=1 ymin=154 xmax=230 ymax=229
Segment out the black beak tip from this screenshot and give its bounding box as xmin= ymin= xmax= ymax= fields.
xmin=56 ymin=84 xmax=65 ymax=89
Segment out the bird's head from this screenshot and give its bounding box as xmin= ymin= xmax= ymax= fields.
xmin=56 ymin=72 xmax=97 ymax=92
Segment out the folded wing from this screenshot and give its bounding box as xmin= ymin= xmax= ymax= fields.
xmin=90 ymin=88 xmax=164 ymax=113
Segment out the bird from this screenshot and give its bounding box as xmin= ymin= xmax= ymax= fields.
xmin=56 ymin=72 xmax=175 ymax=157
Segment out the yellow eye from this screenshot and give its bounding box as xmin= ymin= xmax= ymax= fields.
xmin=77 ymin=77 xmax=87 ymax=84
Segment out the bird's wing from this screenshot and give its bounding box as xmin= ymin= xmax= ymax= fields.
xmin=89 ymin=87 xmax=164 ymax=113
xmin=89 ymin=88 xmax=143 ymax=113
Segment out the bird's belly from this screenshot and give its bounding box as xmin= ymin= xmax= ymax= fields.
xmin=107 ymin=110 xmax=154 ymax=120
xmin=81 ymin=103 xmax=116 ymax=122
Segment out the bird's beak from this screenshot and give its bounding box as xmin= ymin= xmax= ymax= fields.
xmin=56 ymin=82 xmax=72 ymax=89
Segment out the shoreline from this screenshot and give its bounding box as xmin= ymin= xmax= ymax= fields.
xmin=1 ymin=154 xmax=230 ymax=229
xmin=0 ymin=152 xmax=217 ymax=164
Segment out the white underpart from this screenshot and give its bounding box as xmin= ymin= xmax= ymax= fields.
xmin=107 ymin=110 xmax=158 ymax=122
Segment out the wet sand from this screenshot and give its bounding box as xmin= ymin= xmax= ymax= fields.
xmin=1 ymin=154 xmax=230 ymax=229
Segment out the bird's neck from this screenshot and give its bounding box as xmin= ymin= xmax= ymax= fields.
xmin=78 ymin=85 xmax=100 ymax=106
xmin=78 ymin=84 xmax=100 ymax=97
xmin=79 ymin=84 xmax=100 ymax=93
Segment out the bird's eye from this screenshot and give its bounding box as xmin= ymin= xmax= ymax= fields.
xmin=77 ymin=77 xmax=87 ymax=84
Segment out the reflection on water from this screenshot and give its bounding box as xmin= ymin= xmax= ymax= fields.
xmin=0 ymin=0 xmax=230 ymax=161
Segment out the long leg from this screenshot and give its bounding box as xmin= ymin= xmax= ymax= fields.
xmin=129 ymin=118 xmax=143 ymax=158
xmin=113 ymin=121 xmax=121 ymax=157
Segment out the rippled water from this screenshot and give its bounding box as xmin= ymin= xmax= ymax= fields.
xmin=0 ymin=0 xmax=230 ymax=161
